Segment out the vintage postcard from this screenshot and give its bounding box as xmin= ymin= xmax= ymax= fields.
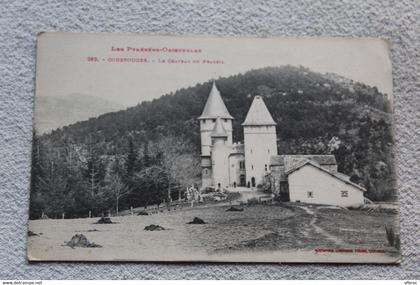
xmin=28 ymin=33 xmax=400 ymax=263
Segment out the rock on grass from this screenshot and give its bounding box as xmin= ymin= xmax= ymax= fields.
xmin=144 ymin=224 xmax=165 ymax=231
xmin=187 ymin=217 xmax=206 ymax=224
xmin=226 ymin=206 xmax=244 ymax=212
xmin=66 ymin=234 xmax=102 ymax=248
xmin=95 ymin=217 xmax=113 ymax=224
xmin=28 ymin=230 xmax=38 ymax=236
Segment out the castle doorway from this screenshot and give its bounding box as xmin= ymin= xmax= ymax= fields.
xmin=240 ymin=175 xmax=246 ymax=186
xmin=251 ymin=177 xmax=256 ymax=188
xmin=233 ymin=182 xmax=237 ymax=188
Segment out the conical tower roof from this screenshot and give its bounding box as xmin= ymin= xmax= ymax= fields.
xmin=242 ymin=96 xmax=276 ymax=126
xmin=211 ymin=116 xmax=228 ymax=138
xmin=198 ymin=81 xmax=234 ymax=120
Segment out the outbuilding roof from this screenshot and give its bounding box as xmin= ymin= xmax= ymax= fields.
xmin=242 ymin=96 xmax=276 ymax=126
xmin=270 ymin=154 xmax=337 ymax=167
xmin=285 ymin=159 xmax=366 ymax=192
xmin=198 ymin=81 xmax=234 ymax=120
xmin=270 ymin=154 xmax=338 ymax=182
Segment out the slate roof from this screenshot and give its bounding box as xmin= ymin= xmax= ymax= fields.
xmin=285 ymin=159 xmax=366 ymax=192
xmin=270 ymin=154 xmax=337 ymax=167
xmin=198 ymin=81 xmax=233 ymax=120
xmin=270 ymin=154 xmax=337 ymax=182
xmin=211 ymin=116 xmax=228 ymax=138
xmin=242 ymin=96 xmax=276 ymax=126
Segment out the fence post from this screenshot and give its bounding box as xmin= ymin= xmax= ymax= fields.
xmin=130 ymin=206 xmax=134 ymax=216
xmin=88 ymin=210 xmax=91 ymax=218
xmin=62 ymin=213 xmax=65 ymax=219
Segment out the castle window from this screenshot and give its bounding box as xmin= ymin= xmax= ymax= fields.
xmin=239 ymin=161 xmax=245 ymax=170
xmin=232 ymin=164 xmax=235 ymax=168
xmin=212 ymin=119 xmax=216 ymax=123
xmin=224 ymin=119 xmax=227 ymax=122
xmin=265 ymin=164 xmax=268 ymax=171
xmin=251 ymin=165 xmax=254 ymax=170
xmin=341 ymin=191 xmax=348 ymax=197
xmin=307 ymin=191 xmax=314 ymax=198
xmin=250 ymin=149 xmax=253 ymax=154
xmin=268 ymin=149 xmax=270 ymax=154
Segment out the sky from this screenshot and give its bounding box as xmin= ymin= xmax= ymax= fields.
xmin=36 ymin=33 xmax=393 ymax=107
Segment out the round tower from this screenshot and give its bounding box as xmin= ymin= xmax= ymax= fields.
xmin=198 ymin=82 xmax=233 ymax=188
xmin=242 ymin=96 xmax=278 ymax=188
xmin=211 ymin=117 xmax=230 ymax=190
xmin=198 ymin=81 xmax=233 ymax=155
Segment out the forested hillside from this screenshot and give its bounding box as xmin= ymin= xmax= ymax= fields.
xmin=30 ymin=66 xmax=396 ymax=219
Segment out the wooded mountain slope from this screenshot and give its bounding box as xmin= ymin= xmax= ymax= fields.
xmin=32 ymin=66 xmax=396 ymax=218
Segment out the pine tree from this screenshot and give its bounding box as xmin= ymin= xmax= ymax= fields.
xmin=142 ymin=141 xmax=151 ymax=168
xmin=125 ymin=137 xmax=137 ymax=179
xmin=29 ymin=131 xmax=46 ymax=219
xmin=80 ymin=138 xmax=106 ymax=215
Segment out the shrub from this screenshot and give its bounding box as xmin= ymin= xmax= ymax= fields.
xmin=247 ymin=198 xmax=259 ymax=206
xmin=348 ymin=205 xmax=398 ymax=215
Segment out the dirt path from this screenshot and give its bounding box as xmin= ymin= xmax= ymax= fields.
xmin=296 ymin=205 xmax=346 ymax=247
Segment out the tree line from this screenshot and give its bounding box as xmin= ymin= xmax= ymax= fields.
xmin=29 ymin=132 xmax=200 ymax=219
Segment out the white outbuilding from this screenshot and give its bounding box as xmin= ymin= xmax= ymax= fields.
xmin=286 ymin=160 xmax=366 ymax=207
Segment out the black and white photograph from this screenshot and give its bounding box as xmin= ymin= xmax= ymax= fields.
xmin=28 ymin=33 xmax=400 ymax=263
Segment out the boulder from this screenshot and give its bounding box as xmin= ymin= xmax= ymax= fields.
xmin=144 ymin=224 xmax=165 ymax=231
xmin=226 ymin=206 xmax=244 ymax=212
xmin=28 ymin=230 xmax=38 ymax=236
xmin=66 ymin=234 xmax=102 ymax=248
xmin=187 ymin=217 xmax=206 ymax=224
xmin=95 ymin=217 xmax=113 ymax=224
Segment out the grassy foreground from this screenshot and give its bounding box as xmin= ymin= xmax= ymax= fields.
xmin=27 ymin=202 xmax=400 ymax=263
